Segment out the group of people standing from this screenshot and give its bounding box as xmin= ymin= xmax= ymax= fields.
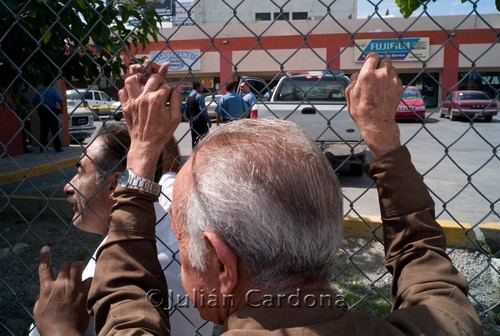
xmin=186 ymin=79 xmax=256 ymax=148
xmin=25 ymin=78 xmax=256 ymax=153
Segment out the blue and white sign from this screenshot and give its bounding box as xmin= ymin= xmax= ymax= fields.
xmin=354 ymin=38 xmax=429 ymax=62
xmin=151 ymin=50 xmax=201 ymax=71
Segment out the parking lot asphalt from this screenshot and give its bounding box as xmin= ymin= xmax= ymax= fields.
xmin=1 ymin=118 xmax=499 ymax=251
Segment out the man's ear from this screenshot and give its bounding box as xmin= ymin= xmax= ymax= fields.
xmin=202 ymin=232 xmax=239 ymax=295
xmin=108 ymin=172 xmax=122 ymax=197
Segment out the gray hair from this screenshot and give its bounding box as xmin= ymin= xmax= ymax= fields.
xmin=181 ymin=118 xmax=343 ymax=291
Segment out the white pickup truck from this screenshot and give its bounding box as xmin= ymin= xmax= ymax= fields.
xmin=246 ymin=74 xmax=366 ymax=175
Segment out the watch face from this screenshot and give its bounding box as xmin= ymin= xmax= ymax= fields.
xmin=118 ymin=168 xmax=130 ymax=187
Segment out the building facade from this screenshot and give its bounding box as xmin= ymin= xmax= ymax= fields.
xmin=3 ymin=10 xmax=499 ymax=155
xmin=130 ymin=13 xmax=499 ymax=107
xmin=192 ymin=0 xmax=356 ymax=25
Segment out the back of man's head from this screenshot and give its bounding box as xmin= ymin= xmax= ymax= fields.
xmin=93 ymin=123 xmax=130 ymax=183
xmin=178 ymin=119 xmax=343 ymax=292
xmin=93 ymin=123 xmax=179 ymax=184
xmin=192 ymin=81 xmax=202 ymax=92
xmin=226 ymin=82 xmax=236 ymax=92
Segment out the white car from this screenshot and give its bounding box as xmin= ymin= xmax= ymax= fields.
xmin=67 ymin=89 xmax=118 ymax=117
xmin=67 ymin=107 xmax=96 ymax=143
xmin=249 ymin=74 xmax=366 ymax=176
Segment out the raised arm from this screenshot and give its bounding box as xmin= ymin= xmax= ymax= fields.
xmin=345 ymin=53 xmax=482 ymax=335
xmin=87 ymin=61 xmax=182 ymax=335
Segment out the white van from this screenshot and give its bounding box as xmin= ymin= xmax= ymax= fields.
xmin=68 ymin=107 xmax=96 ymax=143
xmin=67 ymin=89 xmax=118 ymax=117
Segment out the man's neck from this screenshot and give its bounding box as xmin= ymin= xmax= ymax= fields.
xmin=229 ymin=279 xmax=331 ymax=312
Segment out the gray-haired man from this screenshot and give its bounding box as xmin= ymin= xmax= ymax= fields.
xmin=35 ymin=55 xmax=482 ymax=335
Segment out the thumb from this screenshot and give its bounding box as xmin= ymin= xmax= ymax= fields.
xmin=38 ymin=246 xmax=54 ymax=291
xmin=345 ymin=77 xmax=358 ymax=108
xmin=158 ymin=62 xmax=171 ymax=78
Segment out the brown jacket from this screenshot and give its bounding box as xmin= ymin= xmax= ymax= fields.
xmin=88 ymin=146 xmax=482 ymax=335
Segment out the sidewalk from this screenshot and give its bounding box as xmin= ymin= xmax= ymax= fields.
xmin=0 ymin=145 xmax=83 ymax=186
xmin=0 ymin=145 xmax=83 ymax=219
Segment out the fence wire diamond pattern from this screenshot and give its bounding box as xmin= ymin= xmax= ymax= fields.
xmin=0 ymin=0 xmax=499 ymax=335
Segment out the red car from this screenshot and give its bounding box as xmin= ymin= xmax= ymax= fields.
xmin=440 ymin=90 xmax=498 ymax=122
xmin=396 ymin=86 xmax=425 ymax=121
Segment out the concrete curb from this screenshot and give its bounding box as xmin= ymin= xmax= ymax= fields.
xmin=0 ymin=157 xmax=79 ymax=185
xmin=343 ymin=215 xmax=384 ymax=240
xmin=343 ymin=215 xmax=498 ymax=251
xmin=479 ymin=222 xmax=500 ymax=253
xmin=1 ymin=198 xmax=497 ymax=251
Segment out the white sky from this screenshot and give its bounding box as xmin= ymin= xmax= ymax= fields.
xmin=357 ymin=0 xmax=499 ymax=18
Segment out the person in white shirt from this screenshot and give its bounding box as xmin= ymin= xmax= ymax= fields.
xmin=30 ymin=122 xmax=213 ymax=336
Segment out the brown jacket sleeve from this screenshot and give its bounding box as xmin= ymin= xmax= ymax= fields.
xmin=87 ymin=187 xmax=171 ymax=336
xmin=367 ymin=146 xmax=482 ymax=336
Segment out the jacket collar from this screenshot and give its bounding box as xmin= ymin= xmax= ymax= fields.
xmin=222 ymin=288 xmax=344 ymax=332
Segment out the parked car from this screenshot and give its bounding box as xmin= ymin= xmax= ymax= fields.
xmin=67 ymin=107 xmax=96 ymax=143
xmin=249 ymin=73 xmax=366 ymax=176
xmin=396 ymin=86 xmax=425 ymax=121
xmin=238 ymin=76 xmax=272 ymax=99
xmin=204 ymin=94 xmax=222 ymax=120
xmin=440 ymin=90 xmax=498 ymax=122
xmin=66 ymin=89 xmax=118 ymax=117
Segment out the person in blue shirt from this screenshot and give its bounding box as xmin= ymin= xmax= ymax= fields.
xmin=264 ymin=85 xmax=276 ymax=100
xmin=32 ymin=81 xmax=64 ymax=153
xmin=186 ymin=81 xmax=212 ymax=148
xmin=17 ymin=84 xmax=33 ymax=153
xmin=215 ymin=82 xmax=248 ymax=126
xmin=240 ymin=80 xmax=257 ymax=113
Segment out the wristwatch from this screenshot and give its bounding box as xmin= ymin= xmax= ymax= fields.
xmin=117 ymin=168 xmax=162 ymax=197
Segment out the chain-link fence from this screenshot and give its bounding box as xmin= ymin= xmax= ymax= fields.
xmin=1 ymin=0 xmax=499 ymax=335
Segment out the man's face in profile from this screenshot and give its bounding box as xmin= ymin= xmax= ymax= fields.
xmin=63 ymin=140 xmax=113 ymax=236
xmin=240 ymin=83 xmax=249 ymax=94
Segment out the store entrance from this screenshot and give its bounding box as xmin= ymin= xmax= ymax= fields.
xmin=399 ymin=72 xmax=439 ymax=107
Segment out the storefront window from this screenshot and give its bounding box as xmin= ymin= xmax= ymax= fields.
xmin=399 ymin=73 xmax=439 ymax=107
xmin=459 ymin=72 xmax=500 ymax=99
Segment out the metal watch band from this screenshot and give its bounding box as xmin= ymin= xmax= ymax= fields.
xmin=118 ymin=168 xmax=162 ymax=197
xmin=129 ymin=176 xmax=161 ymax=196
